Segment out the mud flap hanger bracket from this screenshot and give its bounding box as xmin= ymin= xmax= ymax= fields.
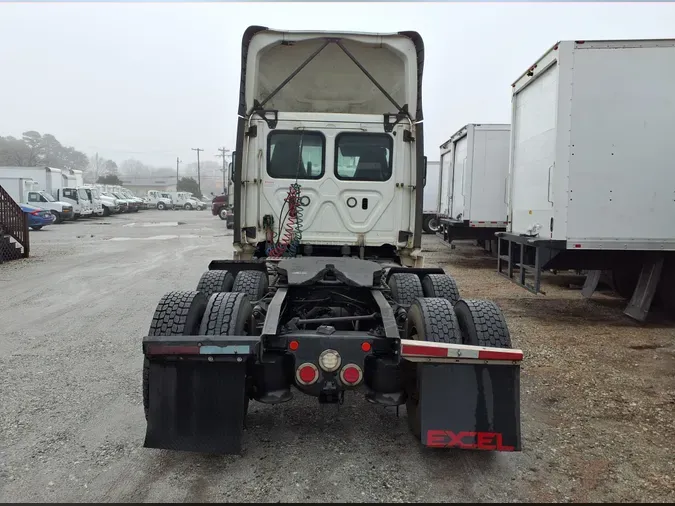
xmin=247 ymin=37 xmax=411 ymax=133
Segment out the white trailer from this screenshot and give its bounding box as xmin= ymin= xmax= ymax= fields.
xmin=422 ymin=160 xmax=440 ymax=233
xmin=0 ymin=166 xmax=62 ymax=198
xmin=497 ymin=39 xmax=675 ymax=321
xmin=437 ymin=124 xmax=510 ymax=251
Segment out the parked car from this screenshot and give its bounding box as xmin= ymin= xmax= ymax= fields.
xmin=20 ymin=203 xmax=56 ymax=230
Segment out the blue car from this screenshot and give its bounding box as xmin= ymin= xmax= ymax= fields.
xmin=20 ymin=203 xmax=56 ymax=230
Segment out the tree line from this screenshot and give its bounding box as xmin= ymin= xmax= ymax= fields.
xmin=0 ymin=130 xmax=207 ymax=197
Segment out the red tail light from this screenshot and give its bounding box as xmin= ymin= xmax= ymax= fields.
xmin=340 ymin=364 xmax=363 ymax=386
xmin=296 ymin=363 xmax=319 ymax=385
xmin=30 ymin=210 xmax=40 ymax=215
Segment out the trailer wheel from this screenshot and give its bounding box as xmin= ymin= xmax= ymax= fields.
xmin=421 ymin=274 xmax=460 ymax=305
xmin=196 ymin=270 xmax=234 ymax=299
xmin=388 ymin=273 xmax=424 ymax=307
xmin=404 ymin=297 xmax=462 ymax=439
xmin=454 ymin=299 xmax=512 ymax=349
xmin=232 ymin=270 xmax=269 ymax=301
xmin=423 ymin=215 xmax=440 ymax=234
xmin=143 ymin=290 xmax=208 ymax=420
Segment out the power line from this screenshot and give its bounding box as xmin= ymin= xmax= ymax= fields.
xmin=216 ymin=147 xmax=231 ymax=195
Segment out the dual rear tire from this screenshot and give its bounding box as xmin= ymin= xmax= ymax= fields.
xmin=144 ymin=269 xmax=269 ymax=419
xmin=388 ymin=272 xmax=512 ymax=439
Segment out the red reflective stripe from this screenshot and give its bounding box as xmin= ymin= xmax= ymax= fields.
xmin=401 ymin=343 xmax=448 ymax=357
xmin=147 ymin=345 xmax=200 ymax=355
xmin=478 ymin=349 xmax=523 ymax=361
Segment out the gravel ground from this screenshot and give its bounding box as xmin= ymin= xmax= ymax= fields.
xmin=1 ymin=211 xmax=674 ymax=502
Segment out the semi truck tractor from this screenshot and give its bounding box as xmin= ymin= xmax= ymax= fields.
xmin=141 ymin=27 xmax=523 ymax=456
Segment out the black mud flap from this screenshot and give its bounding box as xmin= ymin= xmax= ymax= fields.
xmin=418 ymin=362 xmax=521 ymax=451
xmin=145 ymin=359 xmax=248 ymax=455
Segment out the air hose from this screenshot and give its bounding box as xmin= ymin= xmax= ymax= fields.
xmin=266 ymin=183 xmax=304 ymax=258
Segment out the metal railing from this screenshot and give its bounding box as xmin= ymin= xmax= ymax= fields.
xmin=0 ymin=184 xmax=29 ymax=259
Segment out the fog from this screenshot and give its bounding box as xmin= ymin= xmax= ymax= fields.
xmin=1 ymin=2 xmax=674 ymax=168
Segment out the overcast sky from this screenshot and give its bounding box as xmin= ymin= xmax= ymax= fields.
xmin=1 ymin=2 xmax=674 ymax=168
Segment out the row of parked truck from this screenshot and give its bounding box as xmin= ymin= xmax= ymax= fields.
xmin=0 ymin=166 xmax=207 ymax=224
xmin=429 ymin=38 xmax=675 ymax=322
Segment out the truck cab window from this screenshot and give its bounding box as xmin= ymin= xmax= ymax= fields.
xmin=267 ymin=131 xmax=324 ymax=180
xmin=28 ymin=192 xmax=40 ymax=203
xmin=335 ymin=133 xmax=393 ymax=181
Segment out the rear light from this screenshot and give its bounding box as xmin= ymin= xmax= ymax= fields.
xmin=318 ymin=349 xmax=341 ymax=372
xmin=361 ymin=341 xmax=371 ymax=352
xmin=289 ymin=340 xmax=299 ymax=351
xmin=30 ymin=210 xmax=40 ymax=215
xmin=296 ymin=363 xmax=319 ymax=385
xmin=339 ymin=364 xmax=363 ymax=386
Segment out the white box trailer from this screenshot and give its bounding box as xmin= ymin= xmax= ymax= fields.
xmin=422 ymin=160 xmax=440 ymax=233
xmin=497 ymin=39 xmax=675 ymax=321
xmin=437 ymin=123 xmax=510 ymax=250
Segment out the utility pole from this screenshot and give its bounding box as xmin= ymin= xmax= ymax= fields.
xmin=191 ymin=148 xmax=203 ymax=195
xmin=175 ymin=157 xmax=181 ymax=191
xmin=216 ymin=147 xmax=230 ymax=195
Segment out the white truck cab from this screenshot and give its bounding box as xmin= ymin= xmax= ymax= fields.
xmin=21 ymin=180 xmax=74 ymax=223
xmin=82 ymin=185 xmax=105 ymax=216
xmin=54 ymin=187 xmax=93 ymax=219
xmin=233 ymin=28 xmax=425 ymax=266
xmin=146 ymin=190 xmax=174 ymax=210
xmin=170 ymin=191 xmax=205 ymax=210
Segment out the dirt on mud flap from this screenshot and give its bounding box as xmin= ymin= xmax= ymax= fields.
xmin=401 ymin=340 xmax=522 ymax=451
xmin=142 ymin=335 xmax=258 ymax=454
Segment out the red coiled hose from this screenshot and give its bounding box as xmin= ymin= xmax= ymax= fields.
xmin=267 ymin=185 xmax=300 ymax=258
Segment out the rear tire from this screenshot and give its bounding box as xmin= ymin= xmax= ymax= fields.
xmin=404 ymin=298 xmax=462 ymax=439
xmin=232 ymin=270 xmax=269 ymax=301
xmin=388 ymin=273 xmax=424 ymax=307
xmin=185 ymin=203 xmax=193 ymax=211
xmin=199 ymin=292 xmax=253 ymax=336
xmin=421 ymin=274 xmax=460 ymax=305
xmin=454 ymin=299 xmax=512 ymax=348
xmin=196 ymin=270 xmax=234 ymax=299
xmin=199 ymin=291 xmax=253 ymax=416
xmin=143 ymin=290 xmax=207 ymax=420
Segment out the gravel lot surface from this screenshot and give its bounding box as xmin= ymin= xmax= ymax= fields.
xmin=1 ymin=210 xmax=674 ymax=502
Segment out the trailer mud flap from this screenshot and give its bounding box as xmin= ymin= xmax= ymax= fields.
xmin=418 ymin=362 xmax=521 ymax=451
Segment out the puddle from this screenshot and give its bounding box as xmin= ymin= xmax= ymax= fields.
xmin=123 ymin=222 xmax=184 ymax=228
xmin=108 ymin=234 xmax=200 ymax=241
